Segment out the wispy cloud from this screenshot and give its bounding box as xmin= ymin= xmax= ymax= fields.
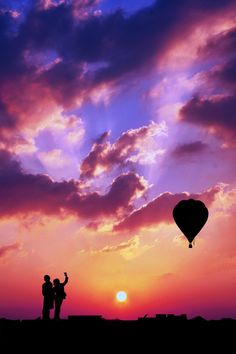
xmin=0 ymin=243 xmax=20 ymax=258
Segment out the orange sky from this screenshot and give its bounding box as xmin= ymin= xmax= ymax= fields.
xmin=1 ymin=184 xmax=236 ymax=320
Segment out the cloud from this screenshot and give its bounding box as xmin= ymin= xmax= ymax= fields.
xmin=207 ymin=58 xmax=236 ymax=91
xmin=114 ymin=184 xmax=221 ymax=232
xmin=179 ymin=95 xmax=236 ymax=144
xmin=198 ymin=27 xmax=236 ymax=92
xmin=91 ymin=236 xmax=139 ymax=254
xmin=0 ymin=243 xmax=20 ymax=258
xmin=0 ymin=1 xmax=234 ymax=212
xmin=172 ymin=141 xmax=208 ymax=158
xmin=0 ymin=0 xmax=235 ymax=144
xmin=179 ymin=22 xmax=236 ymax=147
xmin=38 ymin=149 xmax=71 ymax=169
xmin=89 ymin=235 xmax=152 ymax=260
xmin=39 ymin=0 xmax=100 ymax=17
xmin=199 ymin=26 xmax=236 ymax=58
xmin=179 ymin=24 xmax=236 ymax=146
xmin=0 ymin=75 xmax=64 ymax=148
xmin=0 ymin=101 xmax=17 ymax=129
xmin=80 ymin=121 xmax=166 ymax=178
xmin=69 ymin=171 xmax=148 ymax=218
xmin=0 ymin=149 xmax=147 ymax=219
xmin=0 ymin=11 xmax=26 ymax=79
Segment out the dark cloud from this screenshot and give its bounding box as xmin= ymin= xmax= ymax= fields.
xmin=114 ymin=185 xmax=220 ymax=232
xmin=67 ymin=171 xmax=147 ymax=218
xmin=6 ymin=0 xmax=236 ymax=92
xmin=179 ymin=23 xmax=236 ymax=145
xmin=0 ymin=101 xmax=17 ymax=128
xmin=0 ymin=11 xmax=24 ymax=79
xmin=209 ymin=58 xmax=236 ymax=90
xmin=0 ymin=150 xmax=146 ymax=219
xmin=19 ymin=2 xmax=74 ymax=51
xmin=0 ymin=0 xmax=235 ymax=137
xmin=199 ymin=26 xmax=236 ymax=58
xmin=38 ymin=60 xmax=86 ymax=107
xmin=172 ymin=141 xmax=208 ymax=158
xmin=0 ymin=149 xmax=77 ymax=216
xmin=179 ymin=95 xmax=236 ymax=143
xmin=95 ymin=131 xmax=110 ymax=145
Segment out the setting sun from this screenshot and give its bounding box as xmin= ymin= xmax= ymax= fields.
xmin=116 ymin=291 xmax=127 ymax=303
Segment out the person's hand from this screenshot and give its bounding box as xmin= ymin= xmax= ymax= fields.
xmin=64 ymin=272 xmax=67 ymax=277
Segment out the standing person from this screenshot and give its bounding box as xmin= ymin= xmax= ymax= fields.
xmin=42 ymin=274 xmax=54 ymax=320
xmin=53 ymin=272 xmax=69 ymax=320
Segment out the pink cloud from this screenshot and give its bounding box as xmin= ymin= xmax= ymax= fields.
xmin=0 ymin=76 xmax=60 ymax=138
xmin=80 ymin=121 xmax=166 ymax=179
xmin=114 ymin=185 xmax=221 ymax=232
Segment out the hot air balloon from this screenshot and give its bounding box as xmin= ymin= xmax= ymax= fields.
xmin=173 ymin=199 xmax=208 ymax=248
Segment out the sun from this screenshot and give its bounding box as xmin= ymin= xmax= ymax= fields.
xmin=116 ymin=291 xmax=127 ymax=302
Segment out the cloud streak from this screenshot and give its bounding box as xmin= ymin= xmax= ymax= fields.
xmin=91 ymin=236 xmax=139 ymax=254
xmin=0 ymin=243 xmax=20 ymax=258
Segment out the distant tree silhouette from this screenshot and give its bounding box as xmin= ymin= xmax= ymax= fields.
xmin=53 ymin=272 xmax=69 ymax=320
xmin=42 ymin=275 xmax=54 ymax=320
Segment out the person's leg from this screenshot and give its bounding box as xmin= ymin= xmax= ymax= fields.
xmin=45 ymin=307 xmax=50 ymax=320
xmin=57 ymin=304 xmax=61 ymax=320
xmin=54 ymin=299 xmax=62 ymax=320
xmin=54 ymin=301 xmax=59 ymax=320
xmin=42 ymin=305 xmax=46 ymax=320
xmin=42 ymin=302 xmax=50 ymax=320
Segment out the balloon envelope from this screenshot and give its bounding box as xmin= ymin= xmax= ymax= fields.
xmin=173 ymin=199 xmax=208 ymax=247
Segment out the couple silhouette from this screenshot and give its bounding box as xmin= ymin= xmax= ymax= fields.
xmin=42 ymin=272 xmax=69 ymax=320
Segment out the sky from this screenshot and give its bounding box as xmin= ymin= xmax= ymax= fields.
xmin=1 ymin=0 xmax=236 ymax=320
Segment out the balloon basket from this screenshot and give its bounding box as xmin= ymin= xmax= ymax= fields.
xmin=189 ymin=243 xmax=193 ymax=248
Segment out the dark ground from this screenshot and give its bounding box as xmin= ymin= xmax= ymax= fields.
xmin=1 ymin=315 xmax=235 ymax=351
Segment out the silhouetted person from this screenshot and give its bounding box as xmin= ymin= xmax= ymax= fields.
xmin=42 ymin=274 xmax=54 ymax=320
xmin=53 ymin=272 xmax=68 ymax=320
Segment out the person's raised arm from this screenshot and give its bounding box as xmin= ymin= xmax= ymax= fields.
xmin=62 ymin=272 xmax=68 ymax=286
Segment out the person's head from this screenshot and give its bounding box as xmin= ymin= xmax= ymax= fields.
xmin=53 ymin=278 xmax=60 ymax=285
xmin=44 ymin=275 xmax=50 ymax=282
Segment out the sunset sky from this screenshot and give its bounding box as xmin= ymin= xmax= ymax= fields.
xmin=1 ymin=0 xmax=236 ymax=320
